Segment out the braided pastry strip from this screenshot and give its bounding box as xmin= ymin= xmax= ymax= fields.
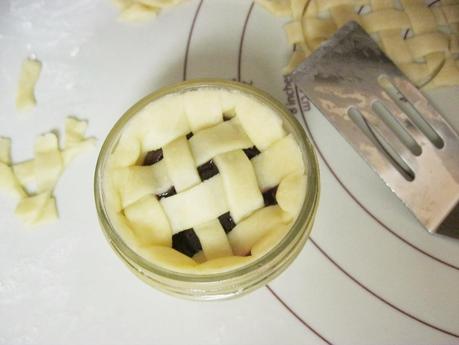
xmin=261 ymin=0 xmax=459 ymax=89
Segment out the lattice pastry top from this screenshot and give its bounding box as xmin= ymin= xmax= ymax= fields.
xmin=103 ymin=88 xmax=307 ymax=274
xmin=282 ymin=0 xmax=459 ymax=89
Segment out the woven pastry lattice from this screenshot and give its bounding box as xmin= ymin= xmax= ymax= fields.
xmin=258 ymin=0 xmax=459 ymax=89
xmin=107 ymin=89 xmax=306 ymax=263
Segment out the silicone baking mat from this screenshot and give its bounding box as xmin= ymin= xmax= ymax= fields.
xmin=1 ymin=1 xmax=458 ymax=344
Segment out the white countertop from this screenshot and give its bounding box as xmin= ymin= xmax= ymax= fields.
xmin=1 ymin=1 xmax=458 ymax=344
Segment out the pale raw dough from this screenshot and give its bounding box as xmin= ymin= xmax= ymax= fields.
xmin=15 ymin=192 xmax=51 ymax=225
xmin=0 ymin=117 xmax=96 ymax=226
xmin=0 ymin=161 xmax=27 ymax=199
xmin=259 ymin=0 xmax=459 ymax=89
xmin=34 ymin=133 xmax=64 ymax=193
xmin=16 ymin=58 xmax=42 ymax=111
xmin=255 ymin=0 xmax=291 ymax=17
xmin=34 ymin=197 xmax=58 ymax=225
xmin=62 ymin=117 xmax=97 ymax=166
xmin=0 ymin=137 xmax=11 ymax=164
xmin=118 ymin=3 xmax=158 ymax=22
xmin=112 ymin=0 xmax=186 ymax=22
xmin=13 ymin=160 xmax=35 ymax=187
xmin=0 ymin=136 xmax=26 ymax=199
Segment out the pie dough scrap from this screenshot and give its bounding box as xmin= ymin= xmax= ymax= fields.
xmin=112 ymin=0 xmax=132 ymax=10
xmin=12 ymin=160 xmax=35 ymax=187
xmin=160 ymin=175 xmax=229 ymax=233
xmin=34 ymin=197 xmax=58 ymax=225
xmin=228 ymin=205 xmax=291 ymax=256
xmin=0 ymin=137 xmax=11 ymax=165
xmin=252 ymin=134 xmax=304 ymax=190
xmin=1 ymin=116 xmax=95 ymax=227
xmin=0 ymin=162 xmax=26 ymax=199
xmin=213 ymin=150 xmax=263 ymax=223
xmin=34 ymin=133 xmax=63 ymax=193
xmin=194 ymin=219 xmax=233 ymax=260
xmin=137 ymin=0 xmax=184 ymax=8
xmin=124 ymin=195 xmax=173 ymax=246
xmin=61 ymin=116 xmax=97 ymax=165
xmin=113 ymin=0 xmax=185 ymax=22
xmin=14 ymin=192 xmax=50 ymax=225
xmin=118 ymin=2 xmax=159 ymax=22
xmin=16 ymin=58 xmax=42 ymax=111
xmin=64 ymin=117 xmax=89 ymax=147
xmin=255 ymin=0 xmax=292 ymax=17
xmin=62 ymin=137 xmax=97 ymax=166
xmin=11 ymin=116 xmax=95 ymax=190
xmin=0 ymin=136 xmax=26 ymax=199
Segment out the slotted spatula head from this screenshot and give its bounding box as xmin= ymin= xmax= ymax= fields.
xmin=292 ymin=21 xmax=459 ymax=238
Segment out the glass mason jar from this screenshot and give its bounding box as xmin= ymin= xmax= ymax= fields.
xmin=94 ymin=79 xmax=320 ymax=300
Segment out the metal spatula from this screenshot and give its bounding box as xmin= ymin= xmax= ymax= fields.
xmin=292 ymin=21 xmax=459 ymax=239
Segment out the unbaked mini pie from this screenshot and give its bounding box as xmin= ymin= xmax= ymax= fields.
xmin=97 ymin=81 xmax=317 ymax=278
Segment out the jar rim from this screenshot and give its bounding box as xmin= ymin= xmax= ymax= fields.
xmin=94 ymin=79 xmax=320 ymax=283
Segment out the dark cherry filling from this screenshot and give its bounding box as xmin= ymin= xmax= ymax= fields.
xmin=143 ymin=148 xmax=163 ymax=166
xmin=197 ymin=160 xmax=219 ymax=181
xmin=243 ymin=146 xmax=261 ymax=159
xmin=218 ymin=212 xmax=236 ymax=233
xmin=262 ymin=186 xmax=278 ymax=206
xmin=172 ymin=229 xmax=202 ymax=257
xmin=156 ymin=186 xmax=177 ymax=200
